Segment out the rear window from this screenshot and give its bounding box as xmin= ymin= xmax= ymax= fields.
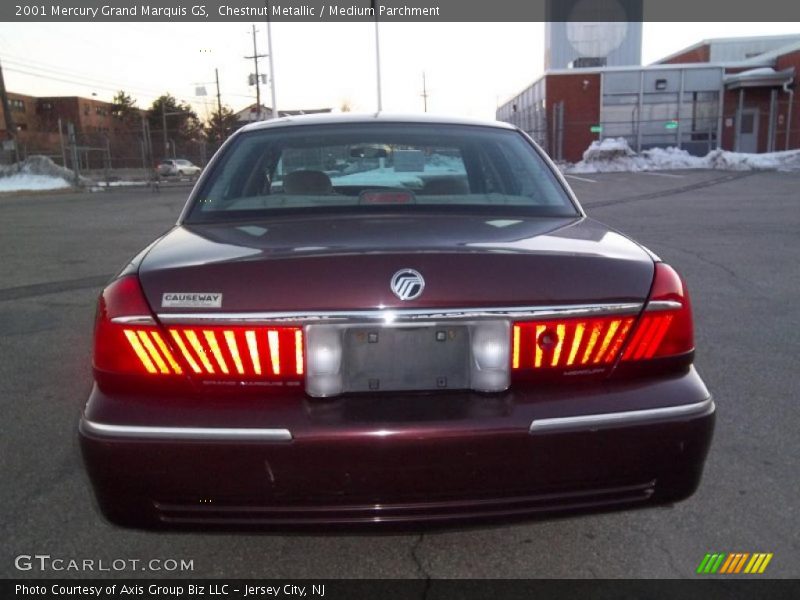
xmin=186 ymin=123 xmax=577 ymax=222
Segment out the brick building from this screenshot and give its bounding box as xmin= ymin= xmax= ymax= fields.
xmin=498 ymin=35 xmax=800 ymax=162
xmin=1 ymin=93 xmax=121 ymax=162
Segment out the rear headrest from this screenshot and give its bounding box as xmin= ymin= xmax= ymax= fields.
xmin=421 ymin=177 xmax=469 ymax=195
xmin=283 ymin=170 xmax=333 ymax=195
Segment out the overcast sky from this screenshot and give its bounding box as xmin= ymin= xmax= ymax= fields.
xmin=1 ymin=22 xmax=799 ymax=120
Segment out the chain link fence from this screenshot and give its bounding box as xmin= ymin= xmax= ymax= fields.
xmin=4 ymin=123 xmax=225 ymax=186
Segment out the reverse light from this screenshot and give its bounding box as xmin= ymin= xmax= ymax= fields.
xmin=469 ymin=321 xmax=511 ymax=392
xmin=304 ymin=325 xmax=344 ymax=397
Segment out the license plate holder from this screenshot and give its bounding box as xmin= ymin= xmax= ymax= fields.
xmin=342 ymin=326 xmax=470 ymax=393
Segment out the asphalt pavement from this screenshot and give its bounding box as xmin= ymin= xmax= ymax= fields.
xmin=1 ymin=171 xmax=798 ymax=578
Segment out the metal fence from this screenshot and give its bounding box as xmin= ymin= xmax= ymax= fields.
xmin=514 ymin=102 xmax=800 ymax=162
xmin=5 ymin=123 xmax=224 ymax=182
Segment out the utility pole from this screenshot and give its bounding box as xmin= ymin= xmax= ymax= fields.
xmin=215 ymin=68 xmax=224 ymax=139
xmin=421 ymin=72 xmax=428 ymax=113
xmin=245 ymin=24 xmax=267 ymax=120
xmin=265 ymin=5 xmax=278 ymax=119
xmin=0 ymin=59 xmax=19 ymax=164
xmin=215 ymin=68 xmax=223 ymax=116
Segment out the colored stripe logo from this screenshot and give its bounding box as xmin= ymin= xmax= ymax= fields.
xmin=696 ymin=553 xmax=773 ymax=574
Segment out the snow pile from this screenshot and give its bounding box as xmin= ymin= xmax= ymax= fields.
xmin=704 ymin=148 xmax=800 ymax=171
xmin=636 ymin=146 xmax=708 ymax=170
xmin=0 ymin=155 xmax=86 ymax=192
xmin=580 ymin=137 xmax=637 ymax=163
xmin=566 ymin=138 xmax=702 ymax=173
xmin=564 ymin=138 xmax=800 ymax=174
xmin=0 ymin=173 xmax=71 ymax=192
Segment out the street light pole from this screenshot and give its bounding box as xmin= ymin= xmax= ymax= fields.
xmin=374 ymin=21 xmax=382 ymax=112
xmin=266 ymin=10 xmax=278 ymax=118
xmin=371 ymin=0 xmax=382 ymax=112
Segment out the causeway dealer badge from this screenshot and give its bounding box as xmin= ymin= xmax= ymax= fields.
xmin=161 ymin=292 xmax=223 ymax=308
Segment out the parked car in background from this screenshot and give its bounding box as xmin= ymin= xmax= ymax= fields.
xmin=156 ymin=159 xmax=202 ymax=178
xmin=81 ymin=113 xmax=714 ymax=529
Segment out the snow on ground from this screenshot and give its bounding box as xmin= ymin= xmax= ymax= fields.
xmin=563 ymin=137 xmax=800 ymax=174
xmin=0 ymin=155 xmax=84 ymax=192
xmin=0 ymin=173 xmax=71 ymax=192
xmin=95 ymin=180 xmax=148 ymax=187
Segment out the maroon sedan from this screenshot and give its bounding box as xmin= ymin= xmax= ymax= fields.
xmin=80 ymin=114 xmax=714 ymax=528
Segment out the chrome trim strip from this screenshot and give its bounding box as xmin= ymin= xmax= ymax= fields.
xmin=110 ymin=315 xmax=156 ymax=325
xmin=645 ymin=300 xmax=682 ymax=312
xmin=80 ymin=418 xmax=292 ymax=441
xmin=157 ymin=302 xmax=643 ymax=325
xmin=529 ymin=398 xmax=714 ymax=434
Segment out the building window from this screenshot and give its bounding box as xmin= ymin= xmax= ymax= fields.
xmin=680 ymin=91 xmax=719 ymax=141
xmin=40 ymin=101 xmax=53 ymax=110
xmin=10 ymin=99 xmax=26 ymax=112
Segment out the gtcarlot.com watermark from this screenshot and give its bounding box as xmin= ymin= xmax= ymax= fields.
xmin=14 ymin=554 xmax=194 ymax=572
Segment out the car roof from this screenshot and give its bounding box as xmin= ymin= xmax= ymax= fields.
xmin=238 ymin=112 xmax=517 ymax=133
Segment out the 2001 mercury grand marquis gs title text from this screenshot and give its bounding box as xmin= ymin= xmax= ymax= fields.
xmin=79 ymin=113 xmax=715 ymax=528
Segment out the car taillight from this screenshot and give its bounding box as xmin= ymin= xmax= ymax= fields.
xmin=93 ymin=275 xmax=304 ymax=385
xmin=165 ymin=326 xmax=303 ymax=380
xmin=511 ymin=262 xmax=694 ymax=377
xmin=93 ymin=275 xmax=166 ymax=378
xmin=621 ymin=262 xmax=694 ymax=361
xmin=512 ymin=315 xmax=635 ymax=372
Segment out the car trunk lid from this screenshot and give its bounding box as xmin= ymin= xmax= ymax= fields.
xmin=138 ymin=214 xmax=654 ymax=313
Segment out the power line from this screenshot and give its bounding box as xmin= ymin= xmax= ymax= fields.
xmin=3 ymin=66 xmax=157 ymax=97
xmin=1 ymin=43 xmax=259 ymax=103
xmin=4 ymin=62 xmax=256 ymax=103
xmin=2 ymin=54 xmax=166 ymax=95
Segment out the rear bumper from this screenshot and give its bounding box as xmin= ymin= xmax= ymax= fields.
xmin=79 ymin=368 xmax=715 ymax=529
